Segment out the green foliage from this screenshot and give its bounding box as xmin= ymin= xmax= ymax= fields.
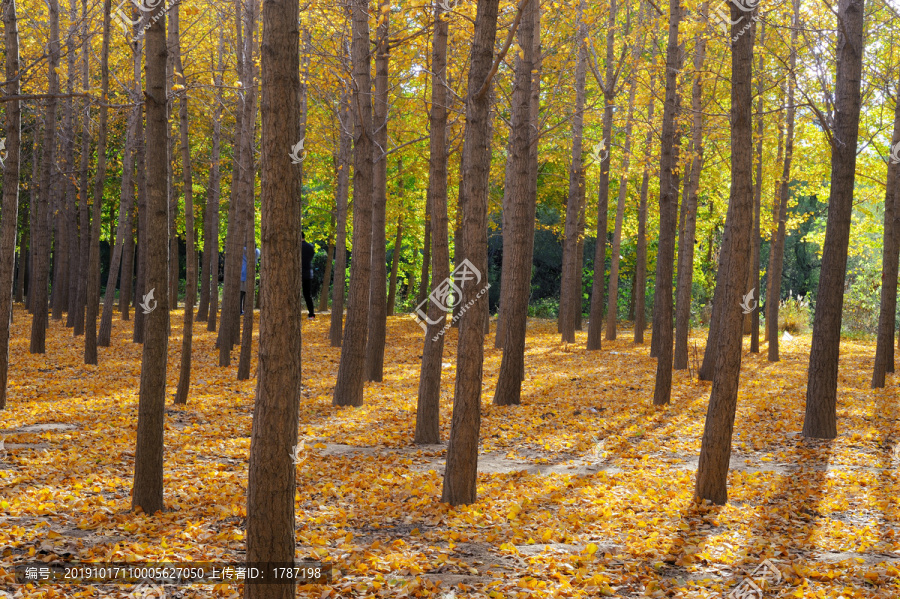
xmin=527 ymin=297 xmax=560 ymax=319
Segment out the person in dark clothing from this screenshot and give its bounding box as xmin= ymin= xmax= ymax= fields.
xmin=301 ymin=232 xmax=316 ymax=318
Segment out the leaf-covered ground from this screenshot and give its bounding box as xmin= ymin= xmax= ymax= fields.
xmin=1 ymin=307 xmax=899 ymax=598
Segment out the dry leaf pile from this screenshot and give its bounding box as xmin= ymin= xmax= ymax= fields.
xmin=1 ymin=307 xmax=899 ymax=598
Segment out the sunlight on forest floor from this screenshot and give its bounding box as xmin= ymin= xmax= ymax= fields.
xmin=1 ymin=307 xmax=899 ymax=597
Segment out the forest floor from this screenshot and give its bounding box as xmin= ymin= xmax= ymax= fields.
xmin=1 ymin=306 xmax=899 ymax=598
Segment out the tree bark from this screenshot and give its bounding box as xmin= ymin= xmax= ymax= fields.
xmin=493 ymin=0 xmax=537 ymax=406
xmin=132 ymin=62 xmax=149 ymax=344
xmin=441 ymin=0 xmax=500 ymax=506
xmin=747 ymin=23 xmax=765 ymax=353
xmin=365 ymin=0 xmax=391 ymax=383
xmin=0 ymin=0 xmax=21 ymax=410
xmin=803 ymin=0 xmax=865 ymax=439
xmin=329 ymin=92 xmax=351 ymax=347
xmin=132 ymin=0 xmax=169 ymax=516
xmin=83 ymin=0 xmax=110 ymax=365
xmin=64 ymin=0 xmax=78 ymax=325
xmin=873 ymin=81 xmax=900 ymax=387
xmin=673 ymin=17 xmax=706 ymax=370
xmin=415 ymin=1 xmax=451 ymax=444
xmin=332 ymin=0 xmax=375 ymax=407
xmin=387 ymin=214 xmax=403 ymax=316
xmin=694 ymin=9 xmax=756 ymax=504
xmin=73 ymin=0 xmax=89 ymax=338
xmin=30 ymin=0 xmax=60 ymax=354
xmin=558 ymin=0 xmax=587 ymax=343
xmin=650 ymin=0 xmax=684 ymax=404
xmin=175 ymin=1 xmax=197 ymax=403
xmin=201 ymin=32 xmax=225 ymax=331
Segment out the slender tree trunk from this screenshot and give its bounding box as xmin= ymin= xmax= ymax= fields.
xmin=674 ymin=18 xmax=706 ymax=369
xmin=365 ymin=0 xmax=391 ymax=382
xmin=558 ymin=1 xmax=587 ymax=342
xmin=387 ymin=214 xmax=403 ymax=316
xmin=244 ymin=0 xmax=302 ymax=593
xmin=0 ymin=0 xmax=22 ymax=410
xmin=415 ymin=1 xmax=451 ymax=444
xmin=694 ymin=9 xmax=756 ymax=504
xmin=747 ymin=23 xmax=765 ymax=353
xmin=84 ymin=0 xmax=110 ymax=365
xmin=318 ymin=233 xmax=334 ymax=313
xmin=203 ymin=34 xmax=225 ymax=332
xmin=493 ymin=0 xmax=536 ymax=406
xmin=329 ymin=92 xmax=351 ymax=347
xmin=650 ymin=0 xmax=684 ymax=404
xmin=606 ymin=77 xmax=639 ymax=340
xmin=132 ymin=0 xmax=169 ymax=516
xmin=133 ymin=66 xmax=149 ymax=344
xmin=873 ymin=83 xmax=900 ymax=387
xmin=16 ymin=195 xmax=27 ymax=304
xmin=217 ymin=0 xmax=246 ymax=358
xmin=73 ymin=0 xmax=89 ymax=338
xmin=803 ymin=0 xmax=865 ymax=439
xmin=585 ymin=0 xmax=618 ymax=352
xmin=417 ymin=195 xmax=432 ymax=308
xmin=27 ymin=125 xmax=39 ymax=316
xmin=63 ymin=0 xmax=77 ymax=326
xmin=30 ymin=0 xmax=60 ymax=354
xmin=441 ymin=0 xmax=500 ymax=506
xmin=574 ymin=186 xmax=585 ymax=330
xmin=175 ymin=2 xmax=197 ymax=403
xmin=333 ymin=0 xmax=375 ymax=407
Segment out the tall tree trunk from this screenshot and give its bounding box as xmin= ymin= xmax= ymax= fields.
xmin=0 ymin=0 xmax=22 ymax=410
xmin=244 ymin=0 xmax=302 ymax=593
xmin=764 ymin=102 xmax=785 ymax=344
xmin=574 ymin=184 xmax=585 ymax=330
xmin=63 ymin=0 xmax=78 ymax=327
xmin=332 ymin=0 xmax=375 ymax=407
xmin=674 ymin=16 xmax=706 ymax=369
xmin=166 ymin=17 xmax=178 ymax=319
xmin=585 ymin=0 xmax=617 ymax=352
xmin=365 ymin=0 xmax=391 ymax=382
xmin=84 ymin=0 xmax=110 ymax=365
xmin=649 ymin=0 xmax=684 ymax=404
xmin=558 ymin=0 xmax=587 ymax=342
xmin=415 ymin=1 xmax=451 ymax=444
xmin=747 ymin=23 xmax=765 ymax=353
xmin=803 ymin=0 xmax=865 ymax=439
xmin=606 ymin=76 xmax=639 ymax=340
xmin=175 ymin=2 xmax=197 ymax=403
xmin=217 ymin=0 xmax=246 ymax=358
xmin=694 ymin=8 xmax=756 ymax=504
xmin=132 ymin=0 xmax=169 ymax=516
xmin=203 ymin=33 xmax=225 ymax=332
xmin=387 ymin=215 xmax=403 ymax=316
xmin=73 ymin=0 xmax=89 ymax=338
xmin=441 ymin=0 xmax=500 ymax=507
xmin=30 ymin=0 xmax=60 ymax=354
xmin=133 ymin=62 xmax=149 ymax=344
xmin=329 ymin=92 xmax=351 ymax=347
xmin=493 ymin=0 xmax=537 ymax=406
xmin=873 ymin=81 xmax=900 ymax=387
xmin=16 ymin=193 xmax=27 ymax=304
xmin=28 ymin=123 xmax=39 ymax=316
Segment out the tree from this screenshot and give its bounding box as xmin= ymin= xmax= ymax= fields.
xmin=201 ymin=30 xmax=225 ymax=332
xmin=415 ymin=0 xmax=452 ymax=444
xmin=333 ymin=0 xmax=375 ymax=407
xmin=29 ymin=0 xmax=59 ymax=354
xmin=442 ymin=0 xmax=502 ymax=506
xmin=84 ymin=0 xmax=111 ymax=365
xmin=871 ymin=77 xmax=900 ymax=387
xmin=694 ymin=2 xmax=757 ymax=505
xmin=132 ymin=0 xmax=170 ymax=515
xmin=802 ymin=0 xmax=866 ymax=439
xmin=493 ymin=0 xmax=537 ymax=406
xmin=365 ymin=0 xmax=391 ymax=383
xmin=0 ymin=0 xmax=21 ymax=410
xmin=634 ymin=77 xmax=658 ymax=345
xmin=558 ymin=0 xmax=587 ymax=344
xmin=650 ymin=0 xmax=684 ymax=405
xmin=244 ymin=0 xmax=302 ymax=594
xmin=329 ymin=91 xmax=351 ymax=348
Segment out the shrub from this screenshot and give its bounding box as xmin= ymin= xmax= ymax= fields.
xmin=778 ymin=294 xmax=810 ymax=334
